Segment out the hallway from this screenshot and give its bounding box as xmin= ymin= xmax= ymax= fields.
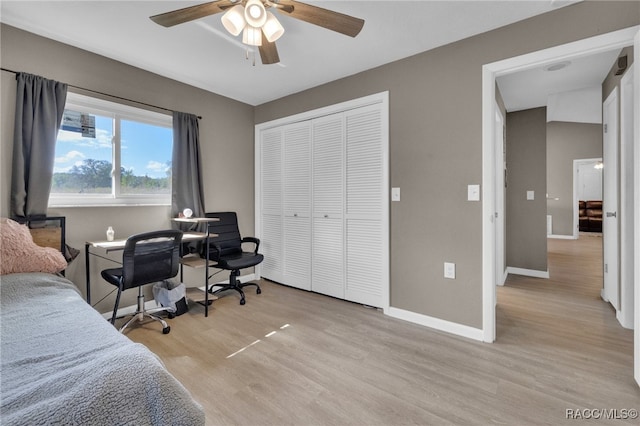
xmin=497 ymin=234 xmax=637 ymax=414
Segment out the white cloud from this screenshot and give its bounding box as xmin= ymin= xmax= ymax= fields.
xmin=146 ymin=161 xmax=169 ymax=172
xmin=57 ymin=128 xmax=112 ymax=149
xmin=55 ymin=150 xmax=85 ymax=163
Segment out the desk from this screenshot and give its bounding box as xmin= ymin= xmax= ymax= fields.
xmin=172 ymin=217 xmax=219 ymax=317
xmin=85 ymin=224 xmax=218 ymax=316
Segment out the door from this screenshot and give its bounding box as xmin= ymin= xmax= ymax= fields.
xmin=602 ymin=88 xmax=619 ymax=310
xmin=344 ymin=105 xmax=385 ymax=307
xmin=619 ymin=64 xmax=634 ymax=329
xmin=495 ymin=107 xmax=506 ymax=286
xmin=283 ymin=122 xmax=312 ymax=290
xmin=259 ymin=127 xmax=283 ymax=282
xmin=311 ymin=113 xmax=345 ymax=299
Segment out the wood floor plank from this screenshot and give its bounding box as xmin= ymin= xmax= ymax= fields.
xmin=127 ymin=234 xmax=639 ymax=425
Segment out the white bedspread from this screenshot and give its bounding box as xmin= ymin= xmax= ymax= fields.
xmin=0 ymin=272 xmax=204 ymax=425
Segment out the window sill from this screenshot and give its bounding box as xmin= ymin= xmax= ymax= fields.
xmin=50 ymin=203 xmax=171 ymax=208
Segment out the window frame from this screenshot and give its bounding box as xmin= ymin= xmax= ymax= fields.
xmin=49 ymin=92 xmax=173 ymax=207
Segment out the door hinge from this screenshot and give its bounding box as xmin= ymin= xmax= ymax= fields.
xmin=604 ymin=124 xmax=608 ymax=133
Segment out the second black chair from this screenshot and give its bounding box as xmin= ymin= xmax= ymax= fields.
xmin=101 ymin=229 xmax=183 ymax=334
xmin=203 ymin=212 xmax=263 ymax=305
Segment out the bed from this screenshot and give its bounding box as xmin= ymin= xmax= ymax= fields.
xmin=0 ymin=218 xmax=205 ymax=425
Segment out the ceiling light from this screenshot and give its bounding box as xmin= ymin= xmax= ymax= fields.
xmin=543 ymin=61 xmax=571 ymax=72
xmin=243 ymin=26 xmax=262 ymax=46
xmin=262 ymin=11 xmax=284 ymax=42
xmin=221 ymin=4 xmax=245 ymax=36
xmin=221 ymin=0 xmax=284 ymax=54
xmin=244 ymin=0 xmax=267 ymax=28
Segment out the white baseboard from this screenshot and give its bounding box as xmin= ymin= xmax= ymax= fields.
xmin=616 ymin=310 xmax=634 ymax=330
xmin=387 ymin=307 xmax=484 ymax=342
xmin=497 ymin=269 xmax=508 ymax=286
xmin=506 ymin=267 xmax=549 ymax=279
xmin=101 ymin=273 xmax=258 ymax=318
xmin=548 ymin=234 xmax=576 ymax=240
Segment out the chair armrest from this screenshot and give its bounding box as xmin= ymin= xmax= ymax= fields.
xmin=242 ymin=237 xmax=260 ymax=253
xmin=203 ymin=241 xmax=223 ymax=262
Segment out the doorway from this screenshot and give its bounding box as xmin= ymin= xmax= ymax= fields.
xmin=481 ymin=26 xmax=640 ymax=385
xmin=573 ymin=158 xmax=603 ymax=240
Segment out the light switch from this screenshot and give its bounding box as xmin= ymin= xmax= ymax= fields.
xmin=391 ymin=187 xmax=401 ymax=201
xmin=444 ymin=262 xmax=456 ymax=279
xmin=467 ymin=184 xmax=480 ymax=201
xmin=527 ymin=190 xmax=535 ymax=200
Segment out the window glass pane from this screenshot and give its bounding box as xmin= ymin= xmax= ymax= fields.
xmin=120 ymin=120 xmax=172 ymax=195
xmin=52 ymin=114 xmax=113 ymax=194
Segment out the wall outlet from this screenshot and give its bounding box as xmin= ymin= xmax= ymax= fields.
xmin=527 ymin=190 xmax=535 ymax=200
xmin=444 ymin=262 xmax=456 ymax=279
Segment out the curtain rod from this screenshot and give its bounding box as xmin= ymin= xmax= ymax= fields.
xmin=1 ymin=67 xmax=202 ymax=119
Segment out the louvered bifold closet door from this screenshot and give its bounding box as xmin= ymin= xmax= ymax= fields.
xmin=345 ymin=105 xmax=384 ymax=307
xmin=260 ymin=127 xmax=284 ymax=283
xmin=283 ymin=122 xmax=312 ymax=290
xmin=311 ymin=113 xmax=345 ymax=299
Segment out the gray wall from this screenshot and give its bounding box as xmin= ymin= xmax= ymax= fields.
xmin=505 ymin=108 xmax=548 ymax=272
xmin=2 ymin=2 xmax=638 ymax=327
xmin=547 ymin=122 xmax=603 ymax=236
xmin=1 ymin=24 xmax=255 ymax=313
xmin=254 ymin=1 xmax=639 ymax=328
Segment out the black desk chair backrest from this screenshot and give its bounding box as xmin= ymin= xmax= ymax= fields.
xmin=101 ymin=229 xmax=183 ymax=334
xmin=204 ymin=212 xmax=263 ymax=305
xmin=120 ymin=230 xmax=183 ymax=289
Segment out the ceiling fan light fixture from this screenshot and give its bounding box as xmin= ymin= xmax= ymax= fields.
xmin=262 ymin=11 xmax=284 ymax=43
xmin=221 ymin=4 xmax=246 ymax=36
xmin=244 ymin=0 xmax=267 ymax=28
xmin=243 ymin=25 xmax=263 ymax=46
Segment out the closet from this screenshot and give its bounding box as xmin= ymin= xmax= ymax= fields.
xmin=256 ymin=92 xmax=389 ymax=309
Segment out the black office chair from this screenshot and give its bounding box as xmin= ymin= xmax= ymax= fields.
xmin=101 ymin=230 xmax=183 ymax=334
xmin=203 ymin=212 xmax=263 ymax=305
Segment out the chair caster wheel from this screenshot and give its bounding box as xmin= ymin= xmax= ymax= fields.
xmin=256 ymin=288 xmax=262 ymax=294
xmin=240 ymin=298 xmax=246 ymax=305
xmin=168 ymin=312 xmax=176 ymax=319
xmin=163 ymin=326 xmax=171 ymax=334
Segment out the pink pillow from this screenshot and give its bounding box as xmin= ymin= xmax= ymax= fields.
xmin=0 ymin=218 xmax=67 ymax=275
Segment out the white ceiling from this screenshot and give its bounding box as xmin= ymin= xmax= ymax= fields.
xmin=496 ymin=49 xmax=622 ymax=112
xmin=1 ymin=0 xmax=608 ymax=107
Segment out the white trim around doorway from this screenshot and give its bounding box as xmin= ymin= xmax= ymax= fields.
xmin=482 ymin=26 xmax=640 ymax=345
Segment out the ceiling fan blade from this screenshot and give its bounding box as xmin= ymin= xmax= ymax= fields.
xmin=259 ymin=35 xmax=280 ymax=64
xmin=275 ymin=0 xmax=364 ymax=38
xmin=150 ymin=0 xmax=236 ymax=27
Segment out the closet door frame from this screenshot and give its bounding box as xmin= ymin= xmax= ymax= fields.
xmin=255 ymin=91 xmax=390 ymax=313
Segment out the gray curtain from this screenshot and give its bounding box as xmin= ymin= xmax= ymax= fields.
xmin=11 ymin=73 xmax=67 ymax=219
xmin=172 ymin=111 xmax=205 ymax=221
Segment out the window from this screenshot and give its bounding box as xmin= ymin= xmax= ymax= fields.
xmin=49 ymin=92 xmax=173 ymax=207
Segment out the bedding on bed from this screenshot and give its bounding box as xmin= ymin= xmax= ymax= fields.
xmin=0 ymin=272 xmax=205 ymax=426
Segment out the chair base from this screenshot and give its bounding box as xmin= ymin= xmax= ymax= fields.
xmin=112 ymin=292 xmax=174 ymax=334
xmin=208 ymin=270 xmax=261 ymax=305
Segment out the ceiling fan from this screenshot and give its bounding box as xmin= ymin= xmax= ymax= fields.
xmin=150 ymin=0 xmax=365 ymax=65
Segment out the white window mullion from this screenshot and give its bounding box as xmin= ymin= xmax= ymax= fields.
xmin=113 ymin=116 xmax=121 ymax=199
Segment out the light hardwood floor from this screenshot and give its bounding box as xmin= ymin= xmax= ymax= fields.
xmin=127 ymin=234 xmax=639 ymax=425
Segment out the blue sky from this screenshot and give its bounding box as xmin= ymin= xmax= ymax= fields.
xmin=54 ymin=114 xmax=172 ymax=178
